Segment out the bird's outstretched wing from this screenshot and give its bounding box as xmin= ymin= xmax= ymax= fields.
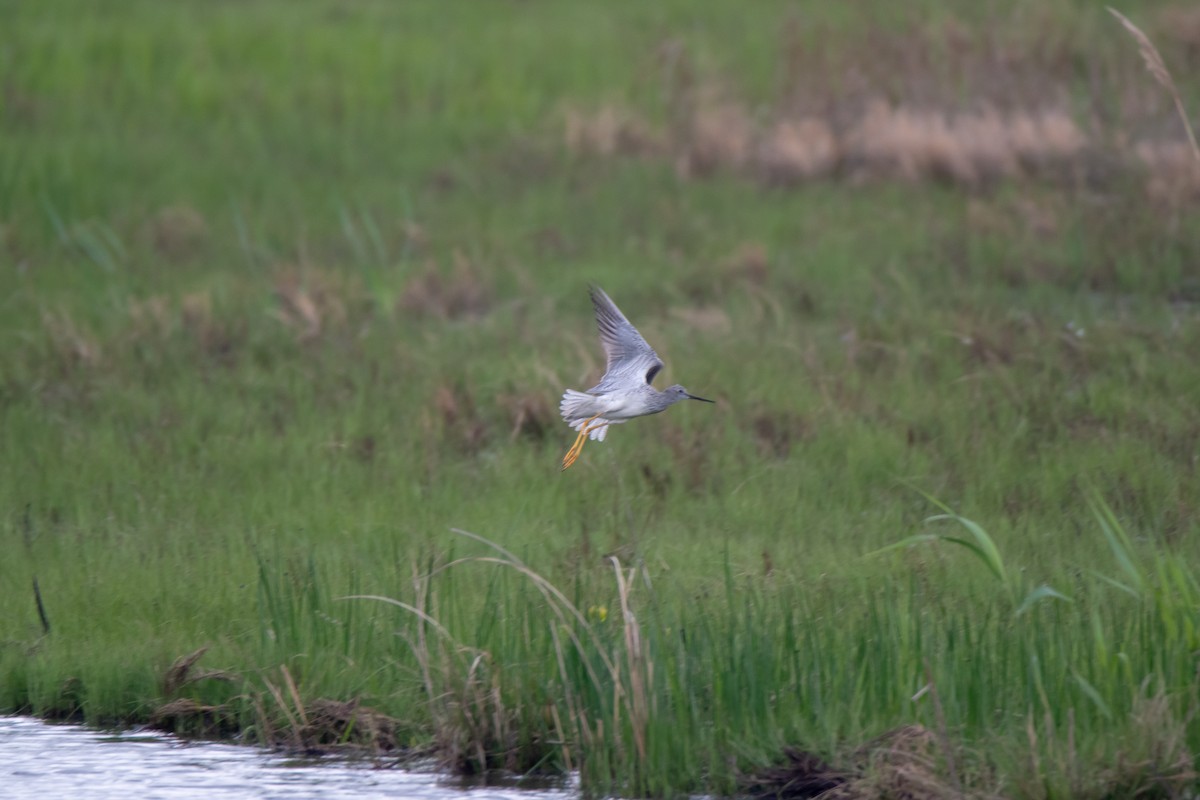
xmin=588 ymin=286 xmax=665 ymax=391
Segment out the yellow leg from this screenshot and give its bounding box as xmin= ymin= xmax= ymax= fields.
xmin=561 ymin=415 xmax=607 ymax=471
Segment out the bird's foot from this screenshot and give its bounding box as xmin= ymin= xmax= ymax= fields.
xmin=561 ymin=415 xmax=604 ymax=471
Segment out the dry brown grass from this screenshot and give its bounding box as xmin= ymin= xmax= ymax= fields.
xmin=1102 ymin=687 xmax=1199 ymax=796
xmin=568 ymin=96 xmax=1092 ymax=190
xmin=272 ymin=266 xmax=360 ymax=342
xmin=741 ymin=746 xmax=847 ymax=799
xmin=847 ymin=102 xmax=1087 ymax=186
xmin=835 ymin=725 xmax=980 ymax=800
xmin=384 ymin=534 xmax=678 ymax=779
xmin=1110 ymin=7 xmax=1200 ymax=207
xmin=296 ymin=697 xmax=402 ymax=754
xmin=564 ymin=105 xmax=664 ymax=159
xmin=161 ymin=646 xmax=237 ymax=696
xmin=758 ymin=117 xmax=840 ymax=184
xmin=150 ymin=698 xmax=237 ymax=739
xmin=148 ymin=647 xmax=241 ymax=740
xmin=1110 ymin=8 xmax=1199 ymax=162
xmin=1004 ymin=687 xmax=1198 ymax=799
xmin=251 ymin=666 xmax=406 ymax=754
xmin=42 ymin=309 xmax=102 ymax=371
xmin=744 ymin=725 xmax=984 ymax=800
xmin=674 ymin=85 xmax=756 ymax=179
xmin=563 ymin=19 xmax=1200 ymax=202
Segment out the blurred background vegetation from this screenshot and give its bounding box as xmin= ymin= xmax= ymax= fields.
xmin=3 ymin=1 xmax=1200 ymax=796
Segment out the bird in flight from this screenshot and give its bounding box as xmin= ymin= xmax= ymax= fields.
xmin=560 ymin=286 xmax=714 ymax=470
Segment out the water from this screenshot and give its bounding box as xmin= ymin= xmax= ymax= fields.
xmin=0 ymin=716 xmax=575 ymax=800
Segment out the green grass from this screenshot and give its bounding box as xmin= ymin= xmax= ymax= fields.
xmin=3 ymin=0 xmax=1200 ymax=796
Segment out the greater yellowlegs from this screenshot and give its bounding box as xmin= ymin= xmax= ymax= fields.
xmin=560 ymin=286 xmax=713 ymax=470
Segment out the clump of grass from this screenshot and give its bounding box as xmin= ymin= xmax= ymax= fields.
xmin=273 ymin=273 xmax=332 ymax=343
xmin=142 ymin=205 xmax=209 ymax=261
xmin=41 ymin=309 xmax=103 ymax=371
xmin=316 ymin=518 xmax=1200 ymax=796
xmin=149 ymin=648 xmax=240 ymax=740
xmin=741 ymin=747 xmax=846 ymax=799
xmin=834 ymin=725 xmax=968 ymax=800
xmin=397 ymin=253 xmax=493 ymax=321
xmin=161 ymin=647 xmax=236 ymax=696
xmin=271 ymin=266 xmax=366 ymax=343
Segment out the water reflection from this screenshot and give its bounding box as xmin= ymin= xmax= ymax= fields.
xmin=0 ymin=716 xmax=575 ymax=800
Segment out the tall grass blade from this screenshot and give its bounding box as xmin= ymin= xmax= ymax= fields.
xmin=1071 ymin=670 xmax=1113 ymax=721
xmin=1015 ymin=584 xmax=1073 ymax=617
xmin=925 ymin=514 xmax=1008 ymax=584
xmin=1089 ymin=570 xmax=1141 ymax=598
xmin=1090 ymin=496 xmax=1145 ymax=595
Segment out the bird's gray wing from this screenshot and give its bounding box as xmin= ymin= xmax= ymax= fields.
xmin=588 ymin=286 xmax=665 ymax=391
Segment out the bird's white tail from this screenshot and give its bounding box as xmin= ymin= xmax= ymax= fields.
xmin=560 ymin=390 xmax=610 ymax=441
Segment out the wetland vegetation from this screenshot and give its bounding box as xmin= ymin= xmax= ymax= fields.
xmin=3 ymin=1 xmax=1200 ymax=796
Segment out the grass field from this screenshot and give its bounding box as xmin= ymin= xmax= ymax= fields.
xmin=4 ymin=1 xmax=1200 ymax=796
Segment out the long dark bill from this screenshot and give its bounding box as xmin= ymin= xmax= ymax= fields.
xmin=687 ymin=394 xmax=715 ymax=403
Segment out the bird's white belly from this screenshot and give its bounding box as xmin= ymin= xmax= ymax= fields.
xmin=598 ymin=394 xmax=647 ymax=421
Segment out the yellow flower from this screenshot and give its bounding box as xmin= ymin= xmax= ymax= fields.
xmin=587 ymin=604 xmax=608 ymax=623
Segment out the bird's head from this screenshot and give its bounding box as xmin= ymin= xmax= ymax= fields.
xmin=665 ymin=384 xmax=715 ymax=405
